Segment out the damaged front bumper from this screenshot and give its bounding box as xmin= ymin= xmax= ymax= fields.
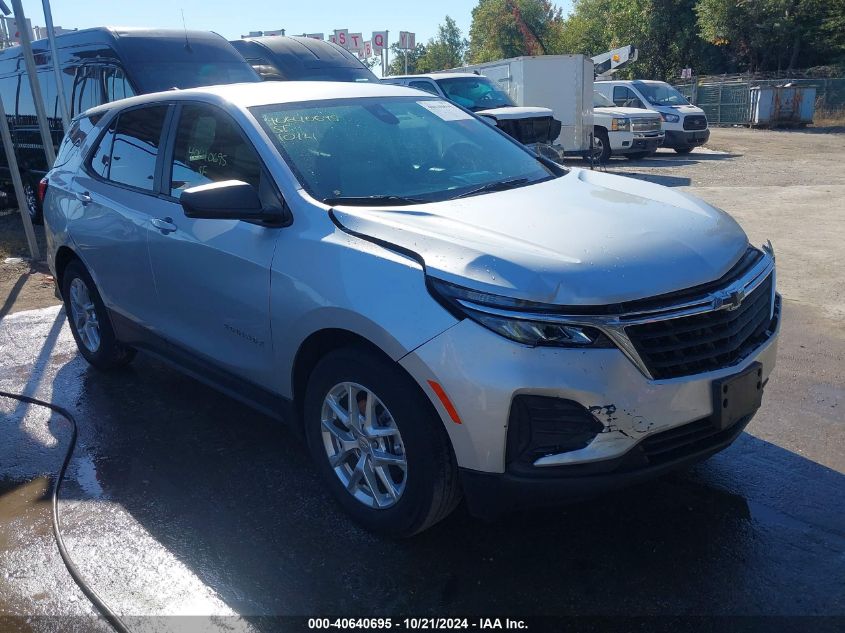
xmin=399 ymin=297 xmax=780 ymax=514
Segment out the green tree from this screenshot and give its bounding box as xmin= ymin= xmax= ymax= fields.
xmin=386 ymin=42 xmax=428 ymax=75
xmin=468 ymin=0 xmax=566 ymax=63
xmin=696 ymin=0 xmax=839 ymax=72
xmin=417 ymin=16 xmax=469 ymax=71
xmin=558 ymin=0 xmax=721 ymax=80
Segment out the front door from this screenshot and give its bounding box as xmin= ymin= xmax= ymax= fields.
xmin=146 ymin=103 xmax=280 ymax=389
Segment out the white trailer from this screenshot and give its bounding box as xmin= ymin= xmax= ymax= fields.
xmin=454 ymin=55 xmax=594 ymax=155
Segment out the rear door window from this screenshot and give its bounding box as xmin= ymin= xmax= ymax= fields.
xmin=169 ymin=104 xmax=262 ymax=197
xmin=107 ymin=106 xmax=169 ymax=191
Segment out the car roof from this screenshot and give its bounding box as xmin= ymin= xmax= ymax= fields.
xmin=232 ymin=36 xmax=365 ymax=66
xmin=389 ymin=72 xmax=486 ymax=81
xmin=84 ymin=80 xmax=426 ymax=116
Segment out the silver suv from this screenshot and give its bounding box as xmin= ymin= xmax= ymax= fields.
xmin=43 ymin=82 xmax=780 ymax=536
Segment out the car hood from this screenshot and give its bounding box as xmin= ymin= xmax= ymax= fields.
xmin=331 ymin=168 xmax=749 ymax=306
xmin=476 ymin=106 xmax=555 ymax=120
xmin=594 ymin=106 xmax=660 ymax=118
xmin=658 ymin=103 xmax=705 ymax=115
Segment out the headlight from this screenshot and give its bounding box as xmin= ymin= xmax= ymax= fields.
xmin=660 ymin=112 xmax=680 ymax=123
xmin=611 ymin=117 xmax=630 ymax=131
xmin=428 ymin=278 xmax=613 ymax=348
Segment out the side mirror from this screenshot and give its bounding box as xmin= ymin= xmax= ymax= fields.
xmin=180 ymin=180 xmax=269 ymax=221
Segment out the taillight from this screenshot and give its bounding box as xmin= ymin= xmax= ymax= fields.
xmin=38 ymin=177 xmax=48 ymax=203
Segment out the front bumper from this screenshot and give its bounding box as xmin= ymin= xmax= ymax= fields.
xmin=460 ymin=411 xmax=753 ymax=518
xmin=664 ymin=129 xmax=710 ymax=149
xmin=614 ymin=132 xmax=665 ymax=155
xmin=400 ymin=290 xmax=780 ymax=510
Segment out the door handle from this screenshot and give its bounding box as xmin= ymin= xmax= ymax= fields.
xmin=76 ymin=191 xmax=91 ymax=205
xmin=151 ymin=217 xmax=177 ymax=234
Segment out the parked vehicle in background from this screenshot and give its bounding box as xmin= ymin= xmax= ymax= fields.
xmin=595 ymin=79 xmax=709 ymax=153
xmin=0 ymin=27 xmax=259 ymax=223
xmin=43 ymin=81 xmax=779 ymax=537
xmin=231 ymin=36 xmax=378 ymax=83
xmin=453 ymin=55 xmax=594 ymax=158
xmin=384 ymin=72 xmax=563 ymax=161
xmin=591 ymin=90 xmax=663 ymax=162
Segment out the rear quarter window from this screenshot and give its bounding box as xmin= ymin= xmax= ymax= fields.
xmin=54 ymin=114 xmax=103 ymax=167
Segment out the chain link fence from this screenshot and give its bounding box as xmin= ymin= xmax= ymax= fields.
xmin=674 ymin=73 xmax=845 ymax=125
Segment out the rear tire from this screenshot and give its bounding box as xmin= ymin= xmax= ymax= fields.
xmin=304 ymin=346 xmax=461 ymax=537
xmin=24 ymin=181 xmax=42 ymax=225
xmin=626 ymin=151 xmax=649 ymax=160
xmin=61 ymin=259 xmax=136 ymax=370
xmin=674 ymin=146 xmax=694 ymax=154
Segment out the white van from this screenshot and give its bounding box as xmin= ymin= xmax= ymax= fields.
xmin=591 ymin=90 xmax=663 ymax=162
xmin=595 ymin=80 xmax=709 ymax=154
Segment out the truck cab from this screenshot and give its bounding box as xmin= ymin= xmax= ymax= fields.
xmin=384 ymin=73 xmax=563 ymax=161
xmin=595 ymin=79 xmax=709 ymax=153
xmin=591 ymin=90 xmax=663 ymax=162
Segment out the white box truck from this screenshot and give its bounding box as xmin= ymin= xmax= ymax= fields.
xmin=455 ymin=55 xmax=594 ymax=156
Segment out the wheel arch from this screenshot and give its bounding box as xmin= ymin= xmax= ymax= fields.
xmin=291 ymin=328 xmax=442 ymax=429
xmin=54 ymin=245 xmax=81 ymax=289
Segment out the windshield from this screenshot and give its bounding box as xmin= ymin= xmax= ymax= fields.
xmin=633 ymin=81 xmax=689 ymax=106
xmin=131 ymin=62 xmax=259 ymax=93
xmin=434 ymin=77 xmax=515 ymax=112
xmin=593 ymin=91 xmax=615 ymax=107
xmin=250 ymin=97 xmax=557 ymax=204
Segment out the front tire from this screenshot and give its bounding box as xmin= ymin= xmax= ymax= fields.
xmin=592 ymin=128 xmax=612 ymax=163
xmin=304 ymin=347 xmax=461 ymax=537
xmin=674 ymin=146 xmax=694 ymax=154
xmin=62 ymin=260 xmax=136 ymax=370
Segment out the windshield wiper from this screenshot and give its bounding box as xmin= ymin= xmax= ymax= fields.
xmin=451 ymin=177 xmax=531 ymax=200
xmin=323 ymin=195 xmax=429 ymax=206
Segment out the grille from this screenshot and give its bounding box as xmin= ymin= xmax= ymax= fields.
xmin=626 ymin=273 xmax=774 ymax=379
xmin=632 ymin=117 xmax=661 ymax=133
xmin=495 ymin=116 xmax=561 ymax=145
xmin=638 ymin=415 xmax=747 ymax=466
xmin=683 ymin=115 xmax=708 ymax=130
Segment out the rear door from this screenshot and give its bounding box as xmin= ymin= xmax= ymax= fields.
xmin=69 ymin=104 xmax=172 ymax=326
xmin=146 ymin=102 xmax=280 ymax=388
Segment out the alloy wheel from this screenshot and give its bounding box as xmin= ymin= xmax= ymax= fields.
xmin=24 ymin=183 xmax=38 ymax=220
xmin=320 ymin=382 xmax=408 ymax=509
xmin=69 ymin=277 xmax=101 ymax=352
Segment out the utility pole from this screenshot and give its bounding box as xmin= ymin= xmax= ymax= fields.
xmin=10 ymin=0 xmax=56 ymax=167
xmin=42 ymin=0 xmax=69 ymax=130
xmin=383 ymin=30 xmax=388 ymax=77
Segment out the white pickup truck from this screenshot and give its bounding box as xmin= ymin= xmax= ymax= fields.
xmin=591 ymin=90 xmax=664 ymax=162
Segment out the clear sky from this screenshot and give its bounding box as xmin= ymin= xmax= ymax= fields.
xmin=15 ymin=0 xmax=572 ymax=66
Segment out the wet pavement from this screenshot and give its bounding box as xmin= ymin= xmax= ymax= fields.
xmin=1 ymin=298 xmax=843 ymax=632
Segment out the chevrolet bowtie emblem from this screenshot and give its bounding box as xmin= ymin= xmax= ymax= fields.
xmin=714 ymin=288 xmax=745 ymax=311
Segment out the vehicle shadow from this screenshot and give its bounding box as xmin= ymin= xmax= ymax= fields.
xmin=32 ymin=351 xmax=844 ymax=623
xmin=626 ymin=151 xmax=742 ymax=168
xmin=606 ymin=171 xmax=693 ymax=187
